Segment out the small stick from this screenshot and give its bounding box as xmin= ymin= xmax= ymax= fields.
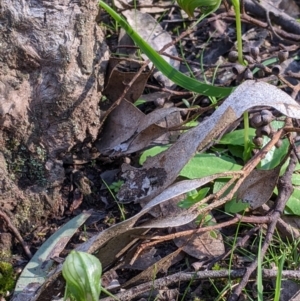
xmin=0 ymin=210 xmax=32 ymax=259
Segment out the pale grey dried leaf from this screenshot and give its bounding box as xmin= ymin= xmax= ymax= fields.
xmin=118 ymin=80 xmax=300 ymax=203
xmin=122 ymin=10 xmax=180 ymax=88
xmin=136 ymin=106 xmax=185 ymax=133
xmin=139 ymin=91 xmax=171 ymax=103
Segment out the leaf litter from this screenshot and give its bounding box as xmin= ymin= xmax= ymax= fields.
xmin=9 ymin=1 xmax=300 ymax=301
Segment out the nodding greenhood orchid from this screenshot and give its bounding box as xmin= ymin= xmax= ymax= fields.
xmin=62 ymin=251 xmax=102 ymax=301
xmin=62 ymin=251 xmax=119 ymax=301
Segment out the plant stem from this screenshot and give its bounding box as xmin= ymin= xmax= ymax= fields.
xmin=232 ymin=0 xmax=243 ymax=65
xmin=243 ymin=111 xmax=250 ymax=161
xmin=232 ymin=0 xmax=250 ymax=160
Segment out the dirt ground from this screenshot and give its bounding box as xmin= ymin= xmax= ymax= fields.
xmin=2 ymin=0 xmax=300 ymax=300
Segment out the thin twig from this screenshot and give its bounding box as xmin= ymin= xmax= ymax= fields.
xmin=0 ymin=210 xmax=32 ymax=259
xmin=100 ymin=268 xmax=300 ymax=301
xmin=228 ymin=149 xmax=297 ymax=301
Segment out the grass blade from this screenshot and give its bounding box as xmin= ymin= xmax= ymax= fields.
xmin=99 ymin=1 xmax=233 ymax=98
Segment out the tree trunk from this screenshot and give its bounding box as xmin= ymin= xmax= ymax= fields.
xmin=0 ymin=0 xmax=108 ymax=248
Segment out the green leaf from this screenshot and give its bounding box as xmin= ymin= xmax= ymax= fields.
xmin=139 ymin=145 xmax=169 ymax=165
xmin=177 ymin=0 xmax=221 ymax=17
xmin=180 ymin=153 xmax=242 ymax=179
xmin=99 ymin=1 xmax=233 ymax=98
xmin=259 ymin=138 xmax=289 ymax=170
xmin=292 ymin=173 xmax=300 ymax=186
xmin=213 ymin=178 xmax=229 ymax=194
xmin=178 ymin=187 xmax=210 ymax=208
xmin=12 ymin=212 xmax=92 ymax=300
xmin=225 ymin=198 xmax=249 ymax=213
xmin=134 ymin=99 xmax=146 ymax=106
xmin=219 ymin=128 xmax=256 ymax=146
xmin=285 ymin=188 xmax=300 ymax=216
xmin=212 ymin=179 xmax=249 ymax=213
xmin=228 ymin=145 xmax=244 ymax=159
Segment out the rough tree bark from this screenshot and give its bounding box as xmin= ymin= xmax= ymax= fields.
xmin=0 ymin=0 xmax=108 ymax=256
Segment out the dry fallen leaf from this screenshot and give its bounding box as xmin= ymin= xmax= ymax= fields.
xmin=118 ymin=80 xmax=300 ymax=204
xmin=122 ymin=9 xmax=180 ymax=88
xmin=97 ymin=99 xmax=185 ymax=155
xmin=174 ymin=221 xmax=225 ymax=260
xmin=102 ymin=57 xmax=151 ymax=106
xmin=237 ymin=167 xmax=281 ymax=209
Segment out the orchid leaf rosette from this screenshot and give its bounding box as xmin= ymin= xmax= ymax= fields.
xmin=177 ymin=0 xmax=222 ymax=18
xmin=62 ymin=251 xmax=102 ymax=301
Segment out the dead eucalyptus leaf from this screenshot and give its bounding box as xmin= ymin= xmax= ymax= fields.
xmin=122 ymin=248 xmax=183 ymax=288
xmin=96 ymin=99 xmax=185 ymax=155
xmin=120 ymin=247 xmax=160 ymax=271
xmin=174 ymin=221 xmax=225 ymax=260
xmin=102 ymin=57 xmax=151 ymax=106
xmin=237 ymin=167 xmax=280 ymax=209
xmin=122 ymin=10 xmax=180 ymax=88
xmin=118 ymin=80 xmax=300 ymax=204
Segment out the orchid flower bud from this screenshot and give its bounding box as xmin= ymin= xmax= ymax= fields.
xmin=62 ymin=251 xmax=102 ymax=301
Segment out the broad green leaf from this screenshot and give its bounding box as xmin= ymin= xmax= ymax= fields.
xmin=259 ymin=138 xmax=289 ymax=170
xmin=213 ymin=178 xmax=237 ymax=196
xmin=213 ymin=178 xmax=229 ymax=194
xmin=225 ymin=198 xmax=249 ymax=213
xmin=285 ymin=188 xmax=300 ymax=216
xmin=292 ymin=173 xmax=300 ymax=186
xmin=180 ymin=153 xmax=242 ymax=179
xmin=213 ymin=179 xmax=249 ymax=213
xmin=219 ymin=128 xmax=256 ymax=146
xmin=177 ymin=0 xmax=221 ymax=17
xmin=99 ymin=1 xmax=233 ymax=98
xmin=228 ymin=145 xmax=244 ymax=159
xmin=12 ymin=212 xmax=92 ymax=299
xmin=259 ymin=120 xmax=288 ymax=170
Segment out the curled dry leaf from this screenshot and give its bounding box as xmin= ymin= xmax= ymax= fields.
xmin=97 ymin=99 xmax=185 ymax=155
